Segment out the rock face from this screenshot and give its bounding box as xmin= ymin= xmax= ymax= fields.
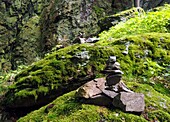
xmin=113 ymin=0 xmax=170 ymax=11
xmin=0 ymin=0 xmax=114 ymax=70
xmin=40 ymin=0 xmax=114 ymax=51
xmin=0 ymin=0 xmax=50 ymax=70
xmin=76 ymin=56 xmax=145 ymax=113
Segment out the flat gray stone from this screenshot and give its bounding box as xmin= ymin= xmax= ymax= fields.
xmin=113 ymin=62 xmax=121 ymax=70
xmin=95 ymin=78 xmax=106 ymax=90
xmin=84 ymin=94 xmax=112 ymax=106
xmin=102 ymin=89 xmax=118 ymax=98
xmin=75 ymin=78 xmax=105 ymax=98
xmin=116 ymin=81 xmax=134 ymax=93
xmin=112 ymin=92 xmax=145 ymax=112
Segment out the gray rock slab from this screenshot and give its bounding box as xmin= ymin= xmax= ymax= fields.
xmin=84 ymin=94 xmax=112 ymax=106
xmin=95 ymin=78 xmax=106 ymax=90
xmin=117 ymin=81 xmax=134 ymax=93
xmin=112 ymin=92 xmax=145 ymax=112
xmin=102 ymin=89 xmax=119 ymax=99
xmin=75 ymin=78 xmax=105 ymax=98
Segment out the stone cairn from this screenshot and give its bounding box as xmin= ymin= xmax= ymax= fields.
xmin=76 ymin=56 xmax=145 ymax=113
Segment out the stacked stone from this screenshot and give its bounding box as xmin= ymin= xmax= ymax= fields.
xmin=103 ymin=56 xmax=133 ymax=93
xmin=76 ymin=56 xmax=145 ymax=113
xmin=103 ymin=56 xmax=123 ymax=91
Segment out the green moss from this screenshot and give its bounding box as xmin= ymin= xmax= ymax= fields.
xmin=15 ymin=89 xmax=37 ymax=100
xmin=18 ymin=81 xmax=170 ymax=122
xmin=152 ymin=83 xmax=170 ymax=97
xmin=148 ymin=110 xmax=170 ymax=122
xmin=99 ymin=5 xmax=170 ymax=40
xmin=37 ymin=86 xmax=49 ymax=95
xmin=3 ymin=44 xmax=114 ymax=107
xmin=4 ymin=32 xmax=170 ymax=108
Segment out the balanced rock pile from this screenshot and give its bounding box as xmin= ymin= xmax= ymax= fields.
xmin=76 ymin=56 xmax=145 ymax=113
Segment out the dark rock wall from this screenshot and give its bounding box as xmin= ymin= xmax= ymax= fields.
xmin=39 ymin=0 xmax=114 ymax=52
xmin=0 ymin=0 xmax=50 ymax=70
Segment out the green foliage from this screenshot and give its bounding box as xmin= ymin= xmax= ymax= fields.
xmin=99 ymin=4 xmax=170 ymax=40
xmin=0 ymin=65 xmax=27 ymax=95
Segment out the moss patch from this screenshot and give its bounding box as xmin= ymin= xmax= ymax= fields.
xmin=18 ymin=81 xmax=170 ymax=122
xmin=3 ymin=32 xmax=170 ymax=108
xmin=99 ymin=4 xmax=170 ymax=40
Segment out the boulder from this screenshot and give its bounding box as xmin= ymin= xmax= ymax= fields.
xmin=112 ymin=92 xmax=145 ymax=112
xmin=4 ymin=44 xmax=121 ymax=109
xmin=40 ymin=0 xmax=114 ymax=51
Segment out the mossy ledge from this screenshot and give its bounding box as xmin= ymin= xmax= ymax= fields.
xmin=3 ymin=32 xmax=170 ymax=109
xmin=3 ymin=43 xmax=115 ymax=108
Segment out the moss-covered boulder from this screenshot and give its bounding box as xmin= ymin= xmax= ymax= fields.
xmin=3 ymin=44 xmax=113 ymax=108
xmin=3 ymin=32 xmax=170 ymax=109
xmin=18 ymin=81 xmax=170 ymax=122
